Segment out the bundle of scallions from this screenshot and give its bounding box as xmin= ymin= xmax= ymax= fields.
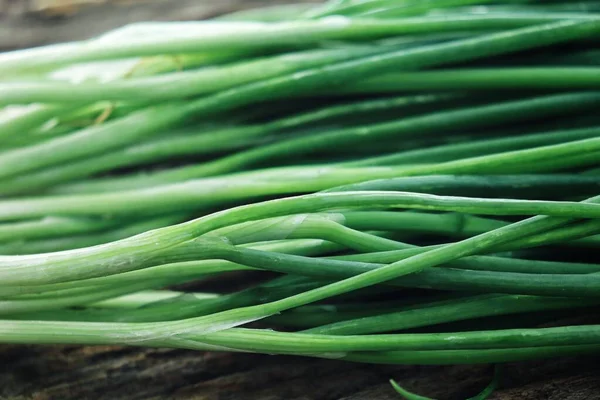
xmin=1 ymin=0 xmax=600 ymax=397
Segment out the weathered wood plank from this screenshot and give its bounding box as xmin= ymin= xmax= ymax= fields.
xmin=2 ymin=343 xmax=600 ymax=399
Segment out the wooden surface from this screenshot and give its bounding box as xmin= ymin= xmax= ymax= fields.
xmin=2 ymin=344 xmax=600 ymax=399
xmin=2 ymin=1 xmax=600 ymax=399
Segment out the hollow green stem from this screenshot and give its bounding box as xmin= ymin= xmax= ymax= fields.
xmin=306 ymin=295 xmax=600 ymax=335
xmin=57 ymin=92 xmax=600 ymax=192
xmin=2 ymin=17 xmax=596 ymax=74
xmin=346 ymin=67 xmax=600 ymax=92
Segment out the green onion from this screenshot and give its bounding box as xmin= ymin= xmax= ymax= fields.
xmin=2 ymin=4 xmax=600 ymax=395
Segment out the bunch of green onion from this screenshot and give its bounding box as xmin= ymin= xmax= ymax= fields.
xmin=1 ymin=0 xmax=600 ymax=397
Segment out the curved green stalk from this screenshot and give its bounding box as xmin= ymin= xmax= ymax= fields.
xmin=0 ymin=214 xmax=188 ymax=254
xmin=6 ymin=318 xmax=600 ymax=355
xmin=2 ymin=190 xmax=599 ymax=285
xmin=0 ymin=104 xmax=70 ymax=142
xmin=343 ymin=344 xmax=600 ymax=365
xmin=0 ymin=45 xmax=394 ymax=105
xmin=0 ymin=216 xmax=121 ymax=243
xmin=54 ymin=92 xmax=600 ymax=192
xmin=347 ymin=67 xmax=600 ymax=92
xmin=306 ymin=0 xmax=520 ymax=18
xmin=0 ymin=94 xmax=450 ymax=195
xmin=327 ymin=174 xmax=600 ymax=199
xmin=220 ymin=246 xmax=600 ymax=298
xmin=3 ymin=19 xmax=595 ymax=183
xmin=340 ymin=249 xmax=600 ymax=274
xmin=4 ymin=212 xmax=597 ymax=311
xmin=306 ymin=295 xmax=600 ymax=335
xmin=8 ymin=140 xmax=600 ymax=218
xmin=0 ymin=239 xmax=335 ymax=298
xmin=2 ymin=17 xmax=596 ymax=74
xmin=343 ymin=126 xmax=600 ymax=167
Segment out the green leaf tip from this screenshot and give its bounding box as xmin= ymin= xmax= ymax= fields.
xmin=391 ymin=365 xmax=501 ymax=400
xmin=390 ymin=379 xmax=436 ymax=400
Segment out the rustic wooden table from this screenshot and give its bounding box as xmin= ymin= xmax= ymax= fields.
xmin=1 ymin=1 xmax=599 ymax=398
xmin=2 ymin=339 xmax=600 ymax=399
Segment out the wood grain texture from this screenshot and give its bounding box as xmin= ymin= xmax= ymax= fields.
xmin=2 ymin=343 xmax=600 ymax=400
